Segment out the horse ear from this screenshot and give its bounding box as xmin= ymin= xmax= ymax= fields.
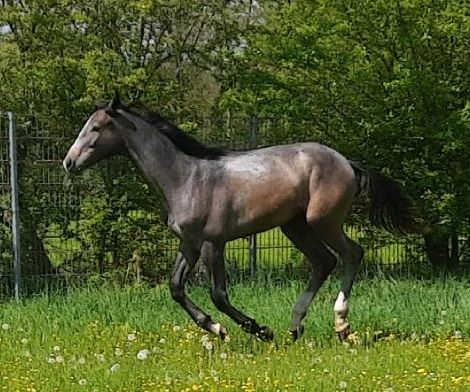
xmin=107 ymin=90 xmax=122 ymax=111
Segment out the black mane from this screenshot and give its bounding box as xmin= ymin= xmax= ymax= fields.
xmin=97 ymin=100 xmax=226 ymax=160
xmin=135 ymin=110 xmax=226 ymax=160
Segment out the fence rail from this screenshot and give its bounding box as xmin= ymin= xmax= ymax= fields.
xmin=0 ymin=112 xmax=432 ymax=298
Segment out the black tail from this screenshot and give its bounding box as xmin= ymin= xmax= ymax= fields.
xmin=350 ymin=162 xmax=423 ymax=235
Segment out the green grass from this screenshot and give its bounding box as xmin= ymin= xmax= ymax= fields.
xmin=1 ymin=276 xmax=470 ymax=391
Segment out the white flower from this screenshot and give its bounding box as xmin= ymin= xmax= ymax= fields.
xmin=1 ymin=324 xmax=10 ymax=331
xmin=339 ymin=380 xmax=347 ymax=389
xmin=202 ymin=340 xmax=213 ymax=351
xmin=47 ymin=357 xmax=56 ymax=364
xmin=21 ymin=338 xmax=29 ymax=345
xmin=110 ymin=363 xmax=121 ymax=373
xmin=114 ymin=347 xmax=123 ymax=357
xmin=77 ymin=356 xmax=86 ymax=364
xmin=200 ymin=334 xmax=210 ymax=343
xmin=137 ymin=349 xmax=150 ymax=360
xmin=78 ymin=379 xmax=87 ymax=386
xmin=438 ymin=319 xmax=445 ymax=325
xmin=454 ymin=330 xmax=463 ymax=339
xmin=220 ymin=352 xmax=227 ymax=360
xmin=53 ymin=345 xmax=61 ymax=352
xmin=127 ymin=333 xmax=136 ymax=341
xmin=158 ymin=338 xmax=166 ymax=344
xmin=55 ymin=355 xmax=64 ymax=363
xmin=95 ymin=353 xmax=105 ymax=362
xmin=173 ymin=325 xmax=181 ymax=332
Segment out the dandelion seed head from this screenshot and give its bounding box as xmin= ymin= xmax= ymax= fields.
xmin=21 ymin=338 xmax=29 ymax=345
xmin=137 ymin=348 xmax=150 ymax=360
xmin=114 ymin=347 xmax=123 ymax=357
xmin=127 ymin=333 xmax=136 ymax=341
xmin=78 ymin=379 xmax=87 ymax=386
xmin=202 ymin=340 xmax=213 ymax=351
xmin=47 ymin=357 xmax=56 ymax=364
xmin=53 ymin=345 xmax=61 ymax=352
xmin=339 ymin=380 xmax=347 ymax=389
xmin=158 ymin=338 xmax=166 ymax=344
xmin=78 ymin=357 xmax=86 ymax=365
xmin=55 ymin=355 xmax=64 ymax=363
xmin=1 ymin=323 xmax=10 ymax=331
xmin=220 ymin=352 xmax=228 ymax=360
xmin=110 ymin=363 xmax=121 ymax=373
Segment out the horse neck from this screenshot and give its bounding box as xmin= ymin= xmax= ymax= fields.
xmin=122 ymin=121 xmax=196 ymax=203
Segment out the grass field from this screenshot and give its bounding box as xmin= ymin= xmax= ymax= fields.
xmin=1 ymin=275 xmax=470 ymax=391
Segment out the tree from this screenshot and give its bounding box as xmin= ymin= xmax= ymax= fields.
xmin=221 ymin=0 xmax=470 ymax=267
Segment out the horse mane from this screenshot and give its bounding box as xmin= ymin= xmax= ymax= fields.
xmin=135 ymin=110 xmax=227 ymax=160
xmin=96 ymin=100 xmax=226 ymax=160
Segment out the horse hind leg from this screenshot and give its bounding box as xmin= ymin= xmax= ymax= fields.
xmin=281 ymin=215 xmax=337 ymax=341
xmin=324 ymin=231 xmax=364 ymax=341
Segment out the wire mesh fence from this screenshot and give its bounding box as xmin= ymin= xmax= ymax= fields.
xmin=0 ymin=111 xmax=431 ymax=298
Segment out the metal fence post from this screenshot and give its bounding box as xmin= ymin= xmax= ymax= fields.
xmin=8 ymin=112 xmax=21 ymax=300
xmin=249 ymin=115 xmax=258 ymax=278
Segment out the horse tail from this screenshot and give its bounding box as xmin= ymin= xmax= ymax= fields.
xmin=349 ymin=161 xmax=423 ymax=235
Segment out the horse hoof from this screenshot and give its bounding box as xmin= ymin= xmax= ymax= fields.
xmin=289 ymin=325 xmax=305 ymax=342
xmin=218 ymin=325 xmax=229 ymax=340
xmin=337 ymin=325 xmax=351 ymax=342
xmin=210 ymin=322 xmax=228 ymax=339
xmin=256 ymin=326 xmax=274 ymax=341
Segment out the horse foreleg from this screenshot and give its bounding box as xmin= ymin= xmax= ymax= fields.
xmin=170 ymin=243 xmax=227 ymax=338
xmin=202 ymin=241 xmax=274 ymax=341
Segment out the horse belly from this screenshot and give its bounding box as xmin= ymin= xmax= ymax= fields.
xmin=225 ymin=182 xmax=305 ymax=239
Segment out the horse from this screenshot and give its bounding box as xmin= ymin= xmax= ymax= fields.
xmin=63 ymin=94 xmax=422 ymax=342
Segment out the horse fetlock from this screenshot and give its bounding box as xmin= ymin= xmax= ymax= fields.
xmin=256 ymin=326 xmax=274 ymax=341
xmin=241 ymin=319 xmax=258 ymax=334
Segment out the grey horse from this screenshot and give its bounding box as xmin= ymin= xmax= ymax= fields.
xmin=63 ymin=95 xmax=422 ymax=341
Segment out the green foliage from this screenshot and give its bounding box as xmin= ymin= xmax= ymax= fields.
xmin=221 ymin=0 xmax=470 ymax=264
xmin=1 ymin=0 xmax=469 ymax=278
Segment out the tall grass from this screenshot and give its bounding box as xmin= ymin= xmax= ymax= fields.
xmin=1 ymin=276 xmax=469 ymax=391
